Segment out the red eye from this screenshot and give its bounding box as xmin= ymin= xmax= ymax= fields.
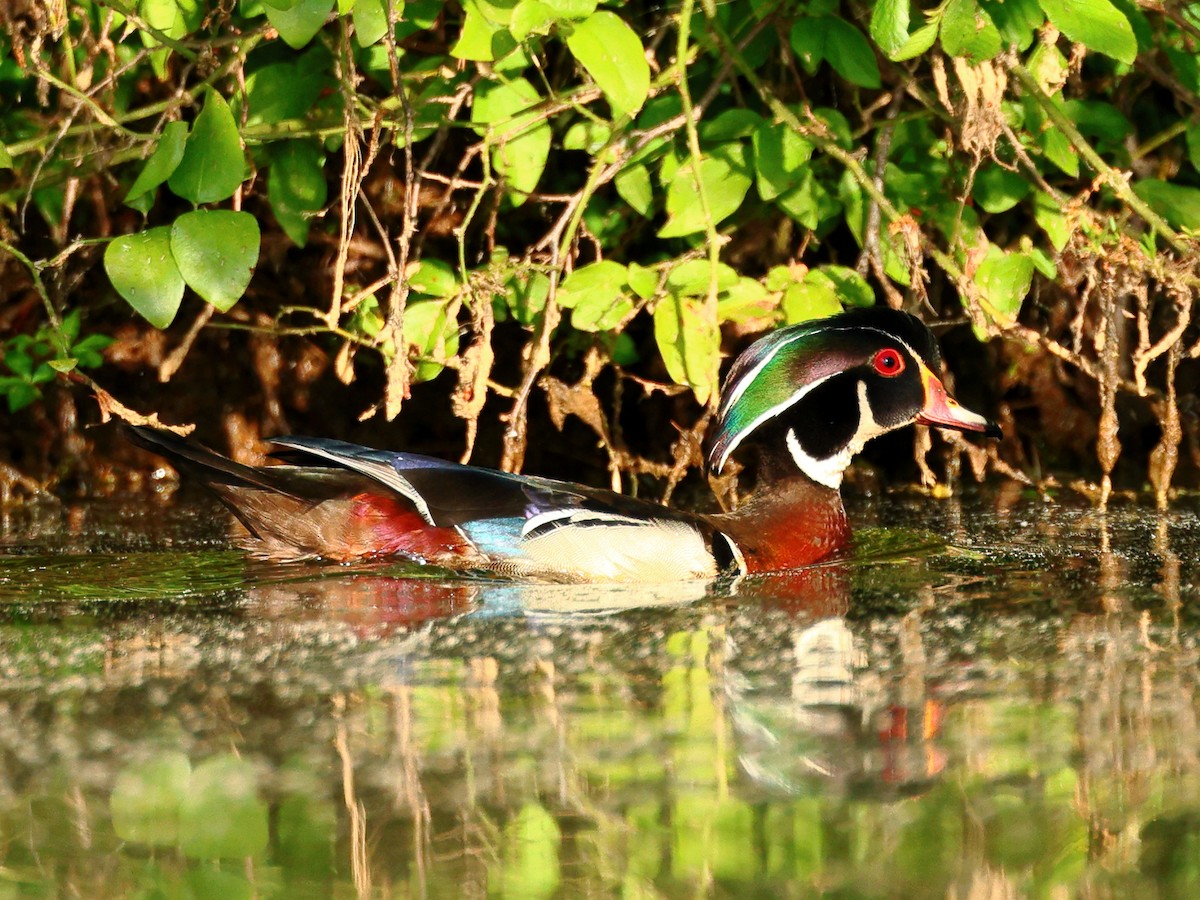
xmin=872 ymin=348 xmax=905 ymax=377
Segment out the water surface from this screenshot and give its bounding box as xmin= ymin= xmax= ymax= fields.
xmin=0 ymin=486 xmax=1197 ymax=896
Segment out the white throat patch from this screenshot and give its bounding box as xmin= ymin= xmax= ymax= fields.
xmin=786 ymin=380 xmax=890 ymax=488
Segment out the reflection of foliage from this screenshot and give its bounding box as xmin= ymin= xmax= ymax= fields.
xmin=2 ymin=0 xmax=1200 ymax=496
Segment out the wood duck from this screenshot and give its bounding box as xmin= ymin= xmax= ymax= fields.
xmin=129 ymin=308 xmax=999 ymax=582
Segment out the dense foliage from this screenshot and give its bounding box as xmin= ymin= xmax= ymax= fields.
xmin=2 ymin=0 xmax=1200 ymax=501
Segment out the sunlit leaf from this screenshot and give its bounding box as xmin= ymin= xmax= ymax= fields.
xmin=168 ymin=92 xmax=245 ymax=205
xmin=566 ymin=11 xmax=650 ymax=119
xmin=870 ymin=0 xmax=910 ymax=56
xmin=890 ymin=21 xmax=938 ymax=60
xmin=124 ymin=121 xmax=188 ymax=207
xmin=557 ymin=260 xmax=627 ymax=309
xmin=627 ymin=262 xmax=658 ymax=299
xmin=352 ymin=0 xmax=388 ymax=45
xmin=265 ymin=0 xmax=334 ymax=48
xmin=615 ymin=163 xmax=653 ymax=217
xmin=408 ymin=258 xmax=459 ymax=297
xmin=666 ymin=260 xmax=739 ymax=295
xmin=557 ymin=261 xmax=629 ymax=331
xmin=941 ymin=0 xmax=1002 ymax=61
xmin=658 ymin=145 xmax=752 ymax=238
xmin=718 ymin=277 xmax=776 ymax=325
xmin=752 ymin=121 xmax=813 ymax=201
xmin=406 ymin=299 xmax=461 ymax=381
xmin=170 ymin=210 xmax=260 ymax=311
xmin=471 ymin=77 xmax=551 ymax=205
xmin=104 ymin=227 xmax=186 ymax=328
xmin=974 ymin=245 xmax=1034 ymax=321
xmin=1038 ymin=0 xmax=1136 ymax=65
xmin=812 ymin=265 xmax=874 ymax=307
xmin=782 ymin=279 xmax=843 ymax=324
xmin=654 ymin=293 xmax=720 ymax=404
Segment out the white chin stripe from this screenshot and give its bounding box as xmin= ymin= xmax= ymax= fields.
xmin=786 ymin=381 xmax=890 ymax=489
xmin=787 ymin=428 xmax=849 ymax=489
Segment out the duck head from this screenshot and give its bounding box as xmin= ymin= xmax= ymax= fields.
xmin=707 ymin=308 xmax=1000 ymax=489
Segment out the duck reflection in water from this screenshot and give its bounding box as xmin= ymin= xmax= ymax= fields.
xmin=730 ymin=565 xmax=949 ymax=798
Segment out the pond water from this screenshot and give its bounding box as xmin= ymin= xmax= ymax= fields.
xmin=0 ymin=485 xmax=1198 ymax=897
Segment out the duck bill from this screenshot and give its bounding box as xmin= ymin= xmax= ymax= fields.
xmin=916 ymin=364 xmax=1002 ymax=439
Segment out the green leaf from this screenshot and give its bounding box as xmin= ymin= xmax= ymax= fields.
xmin=654 ymin=293 xmax=720 ymax=404
xmin=408 ymin=258 xmax=459 ymax=296
xmin=891 ymin=21 xmax=938 ymax=60
xmin=789 ymin=18 xmax=826 ymax=74
xmin=352 ymin=0 xmax=388 ymax=45
xmin=615 ymin=163 xmax=653 ymax=217
xmin=627 ymin=262 xmax=658 ymax=299
xmin=5 ymin=382 xmax=40 ymax=413
xmin=179 ymin=754 xmax=269 ymax=859
xmin=941 ymin=0 xmax=1002 ymax=61
xmin=562 ymin=120 xmax=611 ymax=152
xmin=4 ymin=349 xmax=32 ymax=378
xmin=170 ymin=210 xmax=261 ymax=311
xmin=1034 ymin=191 xmax=1070 ymax=250
xmin=268 ymin=140 xmax=327 ymax=247
xmin=718 ymin=277 xmax=776 ymax=324
xmin=71 ymin=334 xmax=113 ymax=369
xmin=870 ymin=0 xmax=910 ymax=56
xmin=822 ymin=17 xmax=882 ymax=87
xmin=265 ymin=0 xmax=334 ymax=48
xmin=557 ymin=260 xmax=627 ymax=309
xmin=0 ymin=143 xmax=12 ymax=169
xmin=168 ymin=92 xmax=246 ymax=205
xmin=974 ymin=246 xmax=1034 ymax=321
xmin=542 ymin=0 xmax=595 ymax=17
xmin=571 ymin=290 xmax=634 ymax=331
xmin=452 ymin=0 xmax=516 ymax=61
xmin=752 ymin=121 xmax=813 ymax=201
xmin=666 ymin=260 xmax=739 ymax=295
xmin=471 ymin=77 xmax=552 ymax=205
xmin=1133 ymin=179 xmax=1200 ymax=231
xmin=405 ymin=299 xmax=461 ymax=381
xmin=565 ymin=11 xmax=650 ymax=119
xmin=974 ymin=165 xmax=1031 ymax=213
xmin=984 ymin=0 xmax=1044 ymax=52
xmin=111 ymin=752 xmax=191 ymax=846
xmin=782 ymin=280 xmax=843 ymax=324
xmin=699 ymin=109 xmax=764 ymax=143
xmin=125 ymin=120 xmax=189 ymax=206
xmin=1037 ymin=0 xmax=1136 ymax=65
xmin=1040 ymin=124 xmax=1079 ymax=177
xmin=1187 ymin=122 xmax=1200 ymax=175
xmin=811 ymin=265 xmax=874 ymax=307
xmin=658 ymin=145 xmax=752 ymax=238
xmin=104 ymin=227 xmax=186 ymax=328
xmin=510 ymin=0 xmax=557 ymax=39
xmin=505 ymin=271 xmax=550 ymax=325
xmin=244 ymin=61 xmax=328 ymax=125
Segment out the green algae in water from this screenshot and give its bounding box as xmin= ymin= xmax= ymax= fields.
xmin=0 ymin=550 xmax=247 ymax=604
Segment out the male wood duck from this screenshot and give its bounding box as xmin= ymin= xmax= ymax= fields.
xmin=129 ymin=308 xmax=999 ymax=582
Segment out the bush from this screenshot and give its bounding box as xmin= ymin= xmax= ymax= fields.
xmin=1 ymin=0 xmax=1198 ymax=502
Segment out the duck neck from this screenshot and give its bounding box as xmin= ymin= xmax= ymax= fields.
xmin=708 ymin=473 xmax=850 ymax=574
